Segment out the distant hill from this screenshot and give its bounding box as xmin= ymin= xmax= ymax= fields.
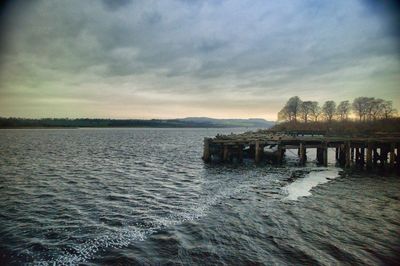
xmin=0 ymin=117 xmax=275 ymax=128
xmin=180 ymin=117 xmax=275 ymax=128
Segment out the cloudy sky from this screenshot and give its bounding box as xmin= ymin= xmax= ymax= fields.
xmin=0 ymin=0 xmax=399 ymax=120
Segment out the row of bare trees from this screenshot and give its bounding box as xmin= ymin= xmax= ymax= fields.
xmin=278 ymin=96 xmax=397 ymax=123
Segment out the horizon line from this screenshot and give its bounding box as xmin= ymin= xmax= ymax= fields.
xmin=0 ymin=116 xmax=276 ymax=121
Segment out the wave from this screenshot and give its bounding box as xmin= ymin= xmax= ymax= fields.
xmin=38 ymin=172 xmax=273 ymax=265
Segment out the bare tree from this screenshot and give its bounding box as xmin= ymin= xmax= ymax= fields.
xmin=277 ymin=106 xmax=291 ymax=121
xmin=367 ymin=98 xmax=385 ymax=120
xmin=278 ymin=96 xmax=302 ymax=122
xmin=278 ymin=96 xmax=397 ymax=123
xmin=287 ymin=96 xmax=302 ymax=122
xmin=352 ymin=97 xmax=371 ymax=121
xmin=322 ymin=101 xmax=336 ymax=122
xmin=336 ymin=100 xmax=351 ymax=121
xmin=309 ymin=101 xmax=321 ymax=122
xmin=381 ymin=100 xmax=398 ymax=119
xmin=300 ymin=101 xmax=314 ymax=123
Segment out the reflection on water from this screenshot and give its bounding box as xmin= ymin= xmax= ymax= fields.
xmin=284 ymin=169 xmax=340 ymax=200
xmin=0 ymin=128 xmax=399 ymax=265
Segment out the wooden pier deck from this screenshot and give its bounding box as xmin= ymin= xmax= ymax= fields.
xmin=202 ymin=130 xmax=400 ymax=169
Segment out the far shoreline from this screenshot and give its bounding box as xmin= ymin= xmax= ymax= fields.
xmin=0 ymin=117 xmax=275 ymax=129
xmin=0 ymin=126 xmax=261 ymax=129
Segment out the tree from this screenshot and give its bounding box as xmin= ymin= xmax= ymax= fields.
xmin=352 ymin=97 xmax=371 ymax=121
xmin=300 ymin=101 xmax=314 ymax=123
xmin=277 ymin=106 xmax=291 ymax=122
xmin=278 ymin=96 xmax=397 ymax=124
xmin=368 ymin=98 xmax=385 ymax=120
xmin=381 ymin=100 xmax=397 ymax=119
xmin=309 ymin=101 xmax=321 ymax=122
xmin=336 ymin=100 xmax=351 ymax=121
xmin=322 ymin=101 xmax=336 ymax=122
xmin=277 ymin=96 xmax=302 ymax=122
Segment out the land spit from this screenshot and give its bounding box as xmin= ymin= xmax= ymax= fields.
xmin=202 ymin=130 xmax=400 ymax=170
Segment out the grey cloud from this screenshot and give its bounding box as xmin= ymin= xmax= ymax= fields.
xmin=0 ymin=0 xmax=399 ymax=118
xmin=102 ymin=0 xmax=132 ymax=11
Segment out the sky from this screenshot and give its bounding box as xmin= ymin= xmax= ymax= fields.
xmin=0 ymin=0 xmax=399 ymax=120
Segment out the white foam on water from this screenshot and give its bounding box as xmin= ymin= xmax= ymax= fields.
xmin=39 ymin=172 xmax=270 ymax=265
xmin=283 ymin=169 xmax=339 ymax=201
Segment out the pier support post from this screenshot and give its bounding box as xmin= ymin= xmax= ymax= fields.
xmin=366 ymin=142 xmax=373 ymax=169
xmin=338 ymin=144 xmax=345 ymax=166
xmin=389 ymin=143 xmax=395 ymax=169
xmin=323 ymin=144 xmax=328 ymax=167
xmin=316 ymin=147 xmax=323 ymax=164
xmin=351 ymin=148 xmax=355 ymax=161
xmin=345 ymin=142 xmax=351 ymax=168
xmin=223 ymin=145 xmax=229 ymax=162
xmin=249 ymin=145 xmax=255 ymax=159
xmin=355 ymin=147 xmax=365 ymax=167
xmin=277 ymin=145 xmax=284 ymax=164
xmin=373 ymin=148 xmax=379 ymax=166
xmin=238 ymin=145 xmax=243 ymax=163
xmin=381 ymin=146 xmax=388 ymax=168
xmin=354 ymin=148 xmax=361 ymax=166
xmin=255 ymin=141 xmax=262 ymax=164
xmin=335 ymin=147 xmax=339 ymax=160
xmin=299 ymin=143 xmax=306 ymax=165
xmin=202 ymin=138 xmax=211 ymax=162
xmin=355 ymin=148 xmax=360 ymax=166
xmin=360 ymin=148 xmax=365 ymax=166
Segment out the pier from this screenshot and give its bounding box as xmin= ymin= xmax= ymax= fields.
xmin=202 ymin=130 xmax=400 ymax=170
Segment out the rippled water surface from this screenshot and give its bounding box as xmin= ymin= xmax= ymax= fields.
xmin=0 ymin=128 xmax=399 ymax=265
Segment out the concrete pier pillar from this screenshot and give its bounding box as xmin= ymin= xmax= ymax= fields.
xmin=351 ymin=148 xmax=355 ymax=161
xmin=202 ymin=138 xmax=211 ymax=162
xmin=335 ymin=147 xmax=339 ymax=160
xmin=323 ymin=145 xmax=328 ymax=167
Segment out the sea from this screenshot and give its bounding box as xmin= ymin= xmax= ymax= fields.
xmin=0 ymin=128 xmax=399 ymax=265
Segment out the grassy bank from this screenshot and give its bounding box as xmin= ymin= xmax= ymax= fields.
xmin=269 ymin=118 xmax=400 ymax=136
